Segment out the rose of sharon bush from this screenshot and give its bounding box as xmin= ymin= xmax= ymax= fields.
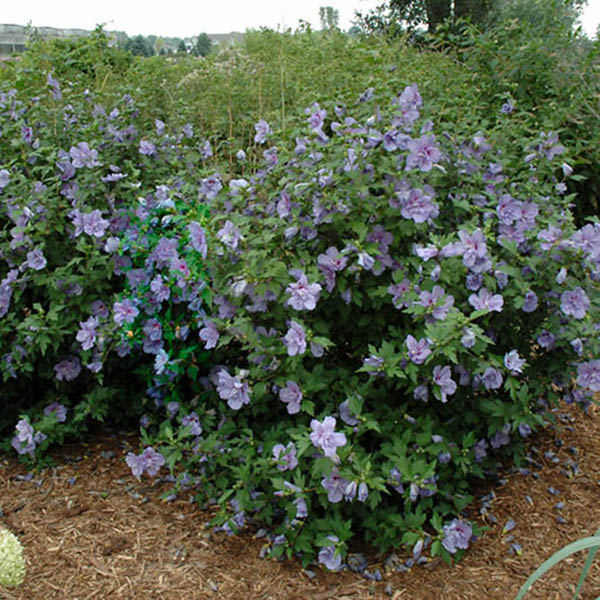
xmin=132 ymin=82 xmax=597 ymax=568
xmin=4 ymin=71 xmax=599 ymax=569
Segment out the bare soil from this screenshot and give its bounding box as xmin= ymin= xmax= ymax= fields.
xmin=1 ymin=402 xmax=599 ymax=600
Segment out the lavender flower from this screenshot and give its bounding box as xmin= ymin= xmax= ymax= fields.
xmin=468 ymin=288 xmax=503 ymax=312
xmin=441 ymin=519 xmax=473 ymax=554
xmin=310 ymin=416 xmax=346 ymax=459
xmin=339 ymin=399 xmax=359 ymax=426
xmin=181 ymin=412 xmax=202 ymax=436
xmin=482 ymin=367 xmax=503 ymax=390
xmin=113 ymin=299 xmax=139 ymax=326
xmin=54 ymin=356 xmax=81 ymax=381
xmin=69 ymin=142 xmax=101 ymax=168
xmin=318 ymin=536 xmax=341 ymax=571
xmin=272 ymin=442 xmax=298 ymax=471
xmin=199 ymin=320 xmax=219 ymax=350
xmin=490 ymin=423 xmax=511 ymax=448
xmin=44 ymin=402 xmax=67 ymax=423
xmin=216 ymin=369 xmax=251 ymax=410
xmin=76 ymin=316 xmax=99 ymax=351
xmin=217 ymin=220 xmax=242 ymax=250
xmin=283 ymin=321 xmax=307 ymax=356
xmin=504 ymin=350 xmax=525 ymax=374
xmin=125 ymin=446 xmax=165 ymax=479
xmin=432 ymin=365 xmax=457 ymax=402
xmin=279 ymin=381 xmax=302 ymax=414
xmin=254 ymin=119 xmax=271 ymax=144
xmin=560 ymin=287 xmax=589 ymax=320
xmin=406 ymin=335 xmax=432 ymax=365
xmin=25 ymin=248 xmax=47 ymax=271
xmin=576 ymin=360 xmax=600 ymax=392
xmin=11 ymin=419 xmax=36 ymax=455
xmin=406 ymin=135 xmax=441 ymax=172
xmin=285 ymin=272 xmax=321 ymax=311
xmin=200 ymin=173 xmax=222 ymax=200
xmin=0 ymin=169 xmax=9 ymax=190
xmin=138 ymin=140 xmax=156 ymax=156
xmin=321 ymin=469 xmax=350 ymax=503
xmin=522 ymin=290 xmax=538 ymax=313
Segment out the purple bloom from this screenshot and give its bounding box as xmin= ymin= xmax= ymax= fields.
xmin=199 ymin=320 xmax=219 ymax=350
xmin=54 ymin=356 xmax=81 ymax=381
xmin=442 ymin=519 xmax=473 ymax=554
xmin=413 ymin=383 xmax=429 ymax=402
xmin=406 ymin=135 xmax=441 ymax=172
xmin=139 ymin=140 xmax=156 ymax=156
xmin=576 ymin=360 xmax=600 ymax=392
xmin=310 ymin=416 xmax=346 ymax=459
xmin=283 ymin=321 xmax=307 ymax=356
xmin=113 ymin=299 xmax=139 ymax=326
xmin=216 ymin=369 xmax=251 ymax=410
xmin=26 ymin=248 xmax=47 ymax=271
xmin=432 ymin=365 xmax=457 ymax=403
xmin=0 ymin=169 xmax=10 ymax=190
xmin=537 ymin=330 xmax=556 ymax=350
xmin=217 ymin=220 xmax=242 ymax=250
xmin=482 ymin=367 xmax=503 ymax=390
xmin=272 ymin=442 xmax=298 ymax=471
xmin=76 ymin=315 xmax=99 ymax=351
xmin=474 ymin=439 xmax=488 ymax=462
xmin=11 ymin=419 xmax=37 ymax=456
xmin=263 ymin=147 xmax=278 ymax=168
xmin=468 ymin=288 xmax=503 ymax=312
xmin=388 ymin=279 xmax=411 ymax=309
xmin=83 ymin=209 xmax=110 ymax=238
xmin=44 ymin=402 xmax=67 ymax=422
xmin=126 ymin=447 xmax=165 ymax=479
xmin=285 ymin=272 xmax=321 ymax=311
xmin=406 ymin=335 xmax=432 ymax=365
xmin=254 ymin=119 xmax=271 ymax=144
xmin=279 ymin=381 xmax=302 ymax=414
xmin=490 ymin=423 xmax=511 ymax=448
xmin=339 ymin=399 xmax=359 ymax=426
xmin=457 ymin=230 xmax=488 ymax=270
xmin=181 ymin=412 xmax=202 ymax=436
xmin=318 ymin=536 xmax=341 ymax=571
xmin=522 ymin=290 xmax=538 ymax=313
xmin=200 ymin=173 xmax=222 ymax=200
xmin=321 ymin=469 xmax=350 ymax=503
xmin=504 ymin=350 xmax=525 ymax=374
xmin=417 ymin=286 xmax=454 ymax=320
xmin=560 ymin=287 xmax=589 ymax=320
xmin=150 ymin=275 xmax=170 ymax=303
xmin=501 ymin=101 xmax=514 ymax=114
xmin=47 ymin=73 xmax=62 ymax=100
xmin=397 ymin=187 xmax=438 ymax=223
xmin=69 ymin=142 xmax=101 ymax=168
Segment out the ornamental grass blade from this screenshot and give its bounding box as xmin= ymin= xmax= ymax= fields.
xmin=515 ymin=536 xmax=600 ymax=600
xmin=573 ymin=527 xmax=600 ymax=600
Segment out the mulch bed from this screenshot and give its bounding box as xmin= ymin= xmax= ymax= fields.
xmin=1 ymin=402 xmax=599 ymax=599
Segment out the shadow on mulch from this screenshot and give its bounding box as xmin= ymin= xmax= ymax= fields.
xmin=1 ymin=402 xmax=599 ymax=600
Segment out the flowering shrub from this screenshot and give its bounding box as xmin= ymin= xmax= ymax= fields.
xmin=0 ymin=68 xmax=212 ymax=450
xmin=128 ymin=83 xmax=598 ymax=567
xmin=2 ymin=36 xmax=599 ymax=571
xmin=0 ymin=528 xmax=26 ymax=588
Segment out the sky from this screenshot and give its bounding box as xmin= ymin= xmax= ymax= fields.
xmin=2 ymin=0 xmax=599 ymax=38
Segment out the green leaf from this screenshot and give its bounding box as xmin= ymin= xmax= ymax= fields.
xmin=515 ymin=536 xmax=600 ymax=600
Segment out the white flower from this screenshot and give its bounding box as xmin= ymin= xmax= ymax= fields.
xmin=0 ymin=528 xmax=26 ymax=587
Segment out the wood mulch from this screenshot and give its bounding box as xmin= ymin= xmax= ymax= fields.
xmin=1 ymin=402 xmax=599 ymax=600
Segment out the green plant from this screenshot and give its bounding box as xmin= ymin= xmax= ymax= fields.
xmin=515 ymin=526 xmax=600 ymax=600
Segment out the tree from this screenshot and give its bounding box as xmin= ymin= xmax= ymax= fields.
xmin=177 ymin=39 xmax=188 ymax=54
xmin=319 ymin=6 xmax=340 ymax=30
xmin=194 ymin=33 xmax=212 ymax=57
xmin=356 ymin=0 xmax=497 ymax=34
xmin=124 ymin=35 xmax=154 ymax=57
